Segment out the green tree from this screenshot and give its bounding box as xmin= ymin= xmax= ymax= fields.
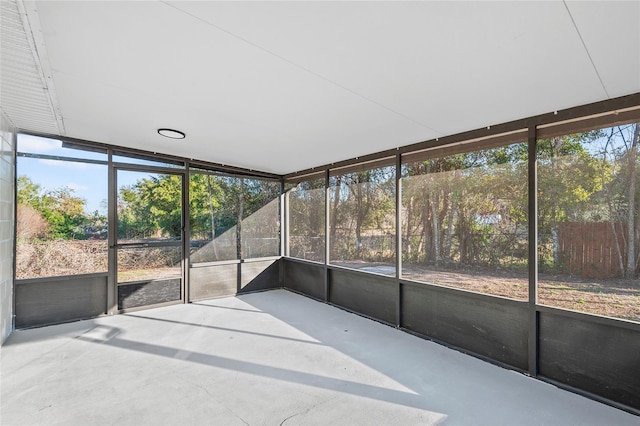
xmin=118 ymin=174 xmax=182 ymax=240
xmin=289 ymin=178 xmax=325 ymax=259
xmin=17 ymin=175 xmax=89 ymax=239
xmin=189 ymin=173 xmax=223 ymax=240
xmin=594 ymin=124 xmax=640 ymax=278
xmin=331 ymin=166 xmax=395 ymax=261
xmin=402 ymin=143 xmax=528 ymax=270
xmin=538 ymin=132 xmax=607 ymax=272
xmin=17 ymin=175 xmax=41 ymax=206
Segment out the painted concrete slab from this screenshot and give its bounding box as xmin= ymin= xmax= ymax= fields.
xmin=1 ymin=289 xmax=637 ymax=425
xmin=358 ymin=265 xmax=396 ymax=275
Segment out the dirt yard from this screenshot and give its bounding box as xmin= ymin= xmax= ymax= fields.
xmin=404 ymin=266 xmax=639 ymax=322
xmin=334 ymin=261 xmax=640 ymax=323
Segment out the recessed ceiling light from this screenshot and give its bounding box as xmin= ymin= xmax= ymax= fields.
xmin=158 ymin=128 xmax=186 ymax=139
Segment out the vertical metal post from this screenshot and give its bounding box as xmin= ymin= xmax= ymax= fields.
xmin=528 ymin=126 xmax=539 ymax=376
xmin=107 ymin=150 xmax=117 ymax=314
xmin=279 ymin=179 xmax=286 ymax=288
xmin=183 ymin=165 xmax=190 ymax=303
xmin=282 ymin=180 xmax=289 ymax=258
xmin=236 ymin=177 xmax=244 ymax=293
xmin=395 ymin=152 xmax=402 ymax=327
xmin=11 ymin=132 xmax=17 ymax=330
xmin=324 ymin=169 xmax=330 ymax=302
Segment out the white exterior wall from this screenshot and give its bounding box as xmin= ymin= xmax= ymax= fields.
xmin=0 ymin=109 xmax=15 ymax=344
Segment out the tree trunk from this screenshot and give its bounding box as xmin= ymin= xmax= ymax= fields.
xmin=625 ymin=123 xmax=639 ymax=277
xmin=330 ymin=176 xmax=341 ymax=259
xmin=458 ymin=207 xmax=468 ymax=264
xmin=444 ymin=194 xmax=456 ymax=263
xmin=431 ymin=192 xmax=441 ymax=266
xmin=551 ymin=219 xmax=559 ymax=267
xmin=606 ymin=195 xmax=625 ymax=276
xmin=601 ymin=130 xmax=626 ymax=276
xmin=423 ymin=192 xmax=432 ymax=264
xmin=438 ymin=190 xmax=449 ymax=261
xmin=550 ymin=137 xmax=560 ymax=270
xmin=355 ymin=221 xmax=362 ymax=258
xmin=206 ymin=175 xmax=218 ymax=260
xmin=355 ymin=180 xmax=365 ymax=259
xmin=636 ymin=198 xmax=640 ymax=272
xmin=405 ymin=196 xmax=413 ymax=260
xmin=236 ymin=177 xmax=244 ymax=259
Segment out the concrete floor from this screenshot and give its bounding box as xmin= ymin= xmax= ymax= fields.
xmin=1 ymin=289 xmax=637 ymax=426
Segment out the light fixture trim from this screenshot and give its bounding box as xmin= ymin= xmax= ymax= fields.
xmin=158 ymin=128 xmax=186 ymax=139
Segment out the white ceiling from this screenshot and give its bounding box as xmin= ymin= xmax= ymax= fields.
xmin=2 ymin=1 xmax=639 ymax=175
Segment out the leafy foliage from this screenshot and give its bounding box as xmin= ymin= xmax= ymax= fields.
xmin=289 ymin=178 xmax=325 ymax=262
xmin=402 ymin=143 xmax=528 ymax=270
xmin=329 ymin=166 xmax=396 ymax=262
xmin=17 ymin=176 xmax=96 ymax=240
xmin=118 ymin=174 xmax=183 ymax=240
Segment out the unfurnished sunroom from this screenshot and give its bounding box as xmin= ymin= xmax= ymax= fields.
xmin=1 ymin=1 xmax=639 ymax=423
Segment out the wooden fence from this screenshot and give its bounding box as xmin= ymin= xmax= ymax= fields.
xmin=557 ymin=222 xmax=633 ymax=279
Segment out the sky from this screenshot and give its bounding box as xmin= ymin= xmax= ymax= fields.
xmin=16 ymin=134 xmax=163 ymax=214
xmin=17 ymin=124 xmax=635 ymax=215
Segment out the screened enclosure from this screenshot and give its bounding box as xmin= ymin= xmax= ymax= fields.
xmin=11 ymin=95 xmax=640 ymax=414
xmin=282 ymin=100 xmax=640 ymax=413
xmin=14 ymin=137 xmax=282 ymax=321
